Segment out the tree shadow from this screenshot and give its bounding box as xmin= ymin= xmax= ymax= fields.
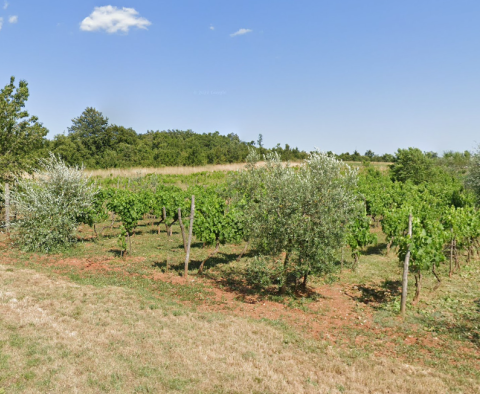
xmin=108 ymin=248 xmax=124 ymax=258
xmin=413 ymin=300 xmax=480 ymax=348
xmin=152 ymin=261 xmax=167 ymax=271
xmin=353 ymin=279 xmax=402 ymax=307
xmin=93 ymin=232 xmax=118 ymax=240
xmin=148 ymin=246 xmax=320 ymax=301
xmin=199 ymin=252 xmax=321 ymax=301
xmin=364 ymin=242 xmax=387 ymax=256
xmin=188 ymin=251 xmax=242 ymax=271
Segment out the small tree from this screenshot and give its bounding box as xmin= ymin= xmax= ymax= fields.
xmin=0 ymin=77 xmax=48 ymax=181
xmin=64 ymin=107 xmax=110 ymax=167
xmin=466 ymin=145 xmax=480 ymax=203
xmin=390 ymin=148 xmax=435 ymax=184
xmin=9 ymin=155 xmax=97 ymax=252
xmin=0 ymin=76 xmax=48 ymax=230
xmin=233 ymin=150 xmax=359 ymax=293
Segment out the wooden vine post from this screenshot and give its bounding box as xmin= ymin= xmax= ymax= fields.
xmin=184 ymin=196 xmax=195 ymax=279
xmin=400 ymin=214 xmax=413 ymax=318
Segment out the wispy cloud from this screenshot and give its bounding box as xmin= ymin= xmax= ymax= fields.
xmin=80 ymin=6 xmax=151 ymax=34
xmin=3 ymin=1 xmax=8 ymax=10
xmin=209 ymin=25 xmax=214 ymax=31
xmin=8 ymin=15 xmax=17 ymax=24
xmin=0 ymin=17 xmax=3 ymax=31
xmin=230 ymin=28 xmax=252 ymax=37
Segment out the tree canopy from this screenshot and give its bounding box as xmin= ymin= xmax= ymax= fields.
xmin=0 ymin=76 xmax=48 ymax=181
xmin=51 ymin=108 xmax=309 ymax=168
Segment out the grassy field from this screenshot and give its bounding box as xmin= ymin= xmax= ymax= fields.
xmin=1 ymin=216 xmax=479 ymax=393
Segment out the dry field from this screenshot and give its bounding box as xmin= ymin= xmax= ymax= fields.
xmin=86 ymin=161 xmax=391 ymax=178
xmin=86 ymin=162 xmax=254 ymax=178
xmin=0 ymin=262 xmax=470 ymax=394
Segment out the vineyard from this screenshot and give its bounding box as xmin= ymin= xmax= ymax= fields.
xmin=75 ymin=155 xmax=480 ymax=307
xmin=1 ymin=152 xmax=480 ymax=392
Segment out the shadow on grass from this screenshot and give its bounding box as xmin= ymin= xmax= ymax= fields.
xmin=93 ymin=233 xmax=119 ymax=240
xmin=108 ymin=248 xmax=125 ymax=258
xmin=353 ymin=279 xmax=402 ymax=307
xmin=201 ymin=254 xmax=323 ymax=301
xmin=364 ymin=242 xmax=387 ymax=256
xmin=475 ymin=298 xmax=480 ymax=313
xmin=152 ymin=261 xmax=166 ymax=271
xmin=413 ymin=301 xmax=480 ymax=348
xmin=150 ymin=249 xmax=322 ymax=301
xmin=189 ymin=250 xmax=255 ymax=271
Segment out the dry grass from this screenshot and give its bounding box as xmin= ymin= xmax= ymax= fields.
xmin=85 ymin=161 xmax=391 ymax=178
xmin=86 ymin=163 xmax=260 ymax=178
xmin=0 ymin=263 xmax=470 ymax=394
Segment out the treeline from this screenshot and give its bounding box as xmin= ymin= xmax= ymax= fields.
xmin=47 ymin=107 xmax=429 ymax=169
xmin=1 ymin=72 xmax=474 ymax=173
xmin=336 ymin=150 xmax=395 ymax=162
xmin=48 ymin=108 xmax=308 ymax=169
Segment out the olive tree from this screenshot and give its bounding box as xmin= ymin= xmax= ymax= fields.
xmin=10 ymin=154 xmax=97 ymax=252
xmin=232 ymin=150 xmax=360 ymax=293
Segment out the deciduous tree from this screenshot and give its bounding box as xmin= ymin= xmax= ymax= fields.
xmin=0 ymin=76 xmax=48 ymax=230
xmin=0 ymin=76 xmax=48 ymax=181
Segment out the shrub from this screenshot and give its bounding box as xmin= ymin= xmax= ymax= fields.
xmin=245 ymin=256 xmax=283 ymax=290
xmin=9 ymin=154 xmax=97 ymax=252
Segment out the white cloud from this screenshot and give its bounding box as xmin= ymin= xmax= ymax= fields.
xmin=209 ymin=25 xmax=214 ymax=30
xmin=230 ymin=28 xmax=252 ymax=37
xmin=8 ymin=15 xmax=17 ymax=24
xmin=0 ymin=17 xmax=3 ymax=31
xmin=80 ymin=6 xmax=151 ymax=34
xmin=3 ymin=1 xmax=8 ymax=10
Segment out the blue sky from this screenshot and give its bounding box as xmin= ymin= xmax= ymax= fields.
xmin=1 ymin=1 xmax=480 ymax=155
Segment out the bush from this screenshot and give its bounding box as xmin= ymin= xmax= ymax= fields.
xmin=245 ymin=256 xmax=283 ymax=290
xmin=9 ymin=154 xmax=97 ymax=252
